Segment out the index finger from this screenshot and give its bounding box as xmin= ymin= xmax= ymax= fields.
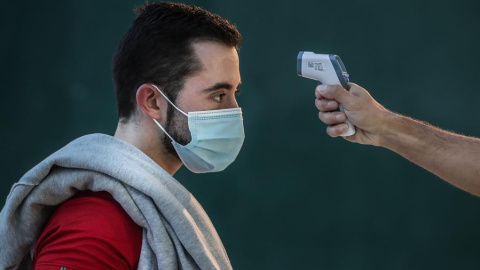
xmin=315 ymin=84 xmax=354 ymax=107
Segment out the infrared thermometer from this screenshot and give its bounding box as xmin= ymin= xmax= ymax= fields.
xmin=297 ymin=52 xmax=356 ymax=137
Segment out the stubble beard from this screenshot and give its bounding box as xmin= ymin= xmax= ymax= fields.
xmin=162 ymin=103 xmax=192 ymax=161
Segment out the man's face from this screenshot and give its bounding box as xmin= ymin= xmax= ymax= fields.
xmin=163 ymin=41 xmax=241 ymax=156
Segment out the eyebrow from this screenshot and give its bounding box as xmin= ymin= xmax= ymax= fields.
xmin=201 ymin=81 xmax=242 ymax=93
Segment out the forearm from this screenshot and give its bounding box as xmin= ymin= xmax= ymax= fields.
xmin=379 ymin=112 xmax=480 ymax=196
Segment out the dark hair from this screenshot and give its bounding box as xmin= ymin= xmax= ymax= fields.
xmin=113 ymin=2 xmax=242 ymax=122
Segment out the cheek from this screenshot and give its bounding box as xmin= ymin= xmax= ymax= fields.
xmin=175 ymin=86 xmax=210 ymax=112
xmin=181 ymin=97 xmax=213 ymax=112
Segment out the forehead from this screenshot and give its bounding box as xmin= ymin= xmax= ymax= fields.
xmin=191 ymin=40 xmax=240 ymax=79
xmin=176 ymin=40 xmax=241 ymax=107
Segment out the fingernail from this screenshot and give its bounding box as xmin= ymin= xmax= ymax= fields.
xmin=336 ymin=114 xmax=344 ymax=121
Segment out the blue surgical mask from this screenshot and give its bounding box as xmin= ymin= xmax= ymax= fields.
xmin=151 ymin=85 xmax=245 ymax=173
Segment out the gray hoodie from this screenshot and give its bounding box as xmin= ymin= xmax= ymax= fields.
xmin=0 ymin=134 xmax=232 ymax=270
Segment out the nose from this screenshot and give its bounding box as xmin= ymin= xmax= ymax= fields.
xmin=222 ymin=93 xmax=239 ymax=109
xmin=228 ymin=95 xmax=239 ymax=109
xmin=230 ymin=96 xmax=239 ymax=108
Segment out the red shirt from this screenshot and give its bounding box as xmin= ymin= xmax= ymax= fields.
xmin=33 ymin=191 xmax=143 ymax=270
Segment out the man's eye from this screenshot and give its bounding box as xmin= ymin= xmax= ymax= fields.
xmin=213 ymin=94 xmax=225 ymax=102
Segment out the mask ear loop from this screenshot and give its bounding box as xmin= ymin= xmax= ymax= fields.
xmin=152 ymin=118 xmax=175 ymax=142
xmin=151 ymin=84 xmax=188 ymax=117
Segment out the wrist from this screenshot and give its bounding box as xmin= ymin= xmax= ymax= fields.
xmin=376 ymin=111 xmax=409 ymax=149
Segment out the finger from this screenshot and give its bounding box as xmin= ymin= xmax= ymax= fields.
xmin=326 ymin=124 xmax=349 ymax=137
xmin=318 ymin=111 xmax=346 ymax=125
xmin=316 ymin=84 xmax=354 ymax=107
xmin=315 ymin=98 xmax=339 ymax=112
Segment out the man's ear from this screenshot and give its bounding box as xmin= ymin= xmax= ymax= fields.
xmin=136 ymin=84 xmax=167 ymax=119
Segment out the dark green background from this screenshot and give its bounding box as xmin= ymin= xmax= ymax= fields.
xmin=2 ymin=0 xmax=480 ymax=269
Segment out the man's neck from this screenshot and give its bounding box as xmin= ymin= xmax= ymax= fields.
xmin=113 ymin=120 xmax=182 ymax=175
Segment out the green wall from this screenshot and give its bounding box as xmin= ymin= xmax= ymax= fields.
xmin=2 ymin=0 xmax=480 ymax=269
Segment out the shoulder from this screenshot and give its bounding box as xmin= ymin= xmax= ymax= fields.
xmin=54 ymin=191 xmax=139 ymax=237
xmin=34 ymin=191 xmax=142 ymax=270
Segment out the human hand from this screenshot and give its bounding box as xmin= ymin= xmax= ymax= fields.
xmin=314 ymin=83 xmax=391 ymax=146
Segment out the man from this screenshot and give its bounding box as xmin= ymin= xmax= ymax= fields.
xmin=0 ymin=2 xmax=243 ymax=270
xmin=315 ymin=83 xmax=480 ymax=197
